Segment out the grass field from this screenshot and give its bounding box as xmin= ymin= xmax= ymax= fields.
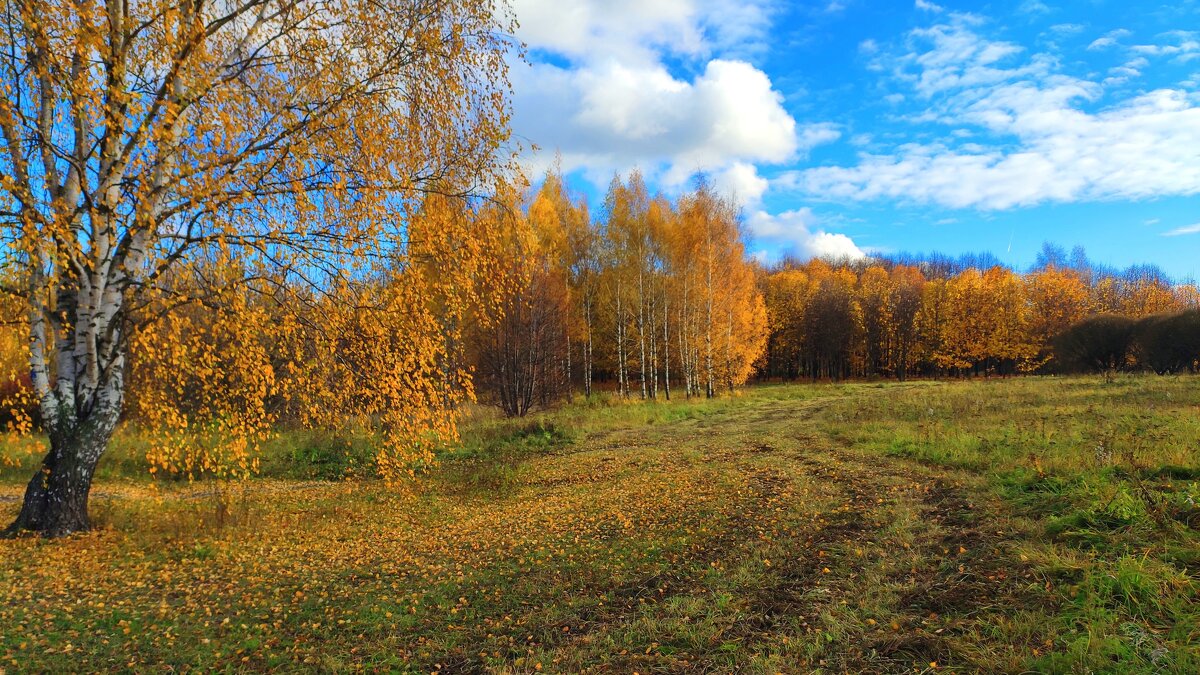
xmin=1 ymin=376 xmax=1198 ymax=673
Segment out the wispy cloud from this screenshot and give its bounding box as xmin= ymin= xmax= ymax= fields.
xmin=1019 ymin=0 xmax=1051 ymax=16
xmin=1088 ymin=28 xmax=1131 ymax=51
xmin=779 ymin=15 xmax=1200 ymax=210
xmin=1129 ymin=32 xmax=1200 ymax=61
xmin=914 ymin=0 xmax=943 ymax=14
xmin=1163 ymin=223 xmax=1200 ymax=237
xmin=1048 ymin=23 xmax=1083 ymax=35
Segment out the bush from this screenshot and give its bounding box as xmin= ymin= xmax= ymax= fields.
xmin=1133 ymin=310 xmax=1200 ymax=374
xmin=1053 ymin=315 xmax=1137 ymax=373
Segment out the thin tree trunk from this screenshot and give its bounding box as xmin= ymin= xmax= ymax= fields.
xmin=662 ymin=295 xmax=671 ymax=401
xmin=679 ymin=289 xmax=691 ymax=399
xmin=637 ymin=269 xmax=648 ymax=400
xmin=705 ymin=285 xmax=714 ymax=399
xmin=726 ymin=305 xmax=735 ymax=394
xmin=648 ymin=292 xmax=658 ymax=399
xmin=564 ymin=318 xmax=571 ymax=396
xmin=583 ymin=295 xmax=594 ymax=397
xmin=615 ymin=280 xmax=627 ymax=398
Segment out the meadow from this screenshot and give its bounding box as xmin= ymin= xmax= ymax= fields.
xmin=1 ymin=375 xmax=1198 ymax=673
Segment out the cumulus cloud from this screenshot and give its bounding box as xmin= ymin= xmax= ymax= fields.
xmin=509 ymin=0 xmax=822 ymax=193
xmin=747 ymin=208 xmax=866 ymax=260
xmin=783 ymin=16 xmax=1200 ymax=210
xmin=711 ymin=162 xmax=770 ymax=205
xmin=513 ymin=58 xmax=818 ymax=186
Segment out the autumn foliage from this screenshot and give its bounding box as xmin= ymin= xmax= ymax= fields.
xmin=120 ymin=193 xmax=506 ymax=483
xmin=467 ymin=171 xmax=768 ymax=413
xmin=758 ymin=252 xmax=1199 ymax=380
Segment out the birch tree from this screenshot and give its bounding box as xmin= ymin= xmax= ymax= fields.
xmin=0 ymin=0 xmax=515 ymax=536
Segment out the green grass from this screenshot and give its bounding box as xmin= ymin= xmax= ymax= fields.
xmin=812 ymin=375 xmax=1200 ymax=673
xmin=1 ymin=375 xmax=1197 ymax=672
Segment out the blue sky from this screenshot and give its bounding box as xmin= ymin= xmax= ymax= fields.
xmin=507 ymin=0 xmax=1200 ymax=279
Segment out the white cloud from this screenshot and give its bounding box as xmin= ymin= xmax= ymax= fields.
xmin=511 ymin=0 xmax=774 ymax=64
xmin=806 ymin=231 xmax=867 ymax=259
xmin=782 ymin=16 xmax=1200 ymax=210
xmin=796 ymin=123 xmax=842 ymax=150
xmin=915 ymin=0 xmax=943 ymax=14
xmin=748 ymin=208 xmax=866 ymax=260
xmin=1048 ymin=23 xmax=1084 ymax=35
xmin=712 ymin=162 xmax=769 ymax=205
xmin=1019 ymin=0 xmax=1051 ymax=15
xmin=1087 ymin=28 xmax=1131 ymax=51
xmin=513 ymin=57 xmax=823 ymax=192
xmin=1129 ymin=33 xmax=1200 ymax=60
xmin=1164 ymin=223 xmax=1200 ymax=236
xmin=509 ymin=0 xmax=819 ymax=201
xmin=1105 ymin=56 xmax=1149 ymax=85
xmin=1132 ymin=43 xmax=1199 ymax=57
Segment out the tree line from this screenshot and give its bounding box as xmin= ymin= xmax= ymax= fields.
xmin=758 ymin=247 xmax=1200 ymax=381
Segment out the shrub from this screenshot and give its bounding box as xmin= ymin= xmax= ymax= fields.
xmin=1053 ymin=314 xmax=1137 ymax=373
xmin=1133 ymin=310 xmax=1200 ymax=374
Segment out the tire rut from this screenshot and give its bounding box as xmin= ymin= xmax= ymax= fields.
xmin=713 ymin=397 xmax=1050 ymax=672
